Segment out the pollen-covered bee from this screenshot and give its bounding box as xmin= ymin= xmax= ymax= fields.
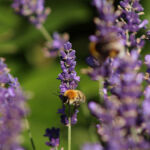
xmin=62 ymin=89 xmax=86 ymax=106
xmin=90 ymin=34 xmax=125 ymax=62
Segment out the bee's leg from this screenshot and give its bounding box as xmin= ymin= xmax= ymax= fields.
xmin=74 ymin=101 xmax=80 ymax=107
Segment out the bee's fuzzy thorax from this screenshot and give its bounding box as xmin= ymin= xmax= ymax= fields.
xmin=64 ymin=90 xmax=77 ymax=99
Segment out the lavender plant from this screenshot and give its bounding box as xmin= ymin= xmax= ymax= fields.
xmin=44 ymin=41 xmax=84 ymax=150
xmin=4 ymin=0 xmax=150 ymax=149
xmin=12 ymin=0 xmax=50 ymax=28
xmin=85 ymin=0 xmax=150 ymax=150
xmin=0 ymin=58 xmax=27 ymax=150
xmin=12 ymin=0 xmax=70 ymax=57
xmin=118 ymin=0 xmax=148 ymax=51
xmin=88 ymin=53 xmax=150 ymax=150
xmin=42 ymin=0 xmax=150 ymax=149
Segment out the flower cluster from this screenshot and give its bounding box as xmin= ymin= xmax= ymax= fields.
xmin=91 ymin=0 xmax=121 ymax=38
xmin=86 ymin=0 xmax=125 ymax=80
xmin=57 ymin=42 xmax=80 ymax=125
xmin=89 ymin=52 xmax=150 ymax=150
xmin=44 ymin=32 xmax=70 ymax=58
xmin=58 ymin=42 xmax=80 ymax=94
xmin=87 ymin=0 xmax=149 ymax=81
xmin=44 ymin=42 xmax=80 ymax=149
xmin=86 ymin=1 xmax=150 ymax=149
xmin=90 ymin=0 xmax=124 ymax=58
xmin=0 ymin=58 xmax=26 ymax=150
xmin=82 ymin=143 xmax=103 ymax=150
xmin=12 ymin=0 xmax=50 ymax=28
xmin=118 ymin=0 xmax=148 ymax=51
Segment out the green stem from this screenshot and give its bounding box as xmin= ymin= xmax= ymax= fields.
xmin=55 ymin=147 xmax=58 ymax=150
xmin=39 ymin=25 xmax=52 ymax=42
xmin=68 ymin=105 xmax=71 ymax=150
xmin=98 ymin=77 xmax=104 ymax=100
xmin=24 ymin=116 xmax=36 ymax=150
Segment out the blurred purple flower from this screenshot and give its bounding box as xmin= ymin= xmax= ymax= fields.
xmin=143 ymin=86 xmax=150 ymax=132
xmin=12 ymin=0 xmax=50 ymax=28
xmin=90 ymin=0 xmax=124 ymax=59
xmin=0 ymin=58 xmax=27 ymax=150
xmin=87 ymin=0 xmax=125 ymax=80
xmin=119 ymin=0 xmax=148 ymax=50
xmin=87 ymin=1 xmax=150 ymax=150
xmin=89 ymin=53 xmax=150 ymax=150
xmin=143 ymin=55 xmax=150 ymax=133
xmin=82 ymin=143 xmax=103 ymax=150
xmin=44 ymin=32 xmax=69 ymax=58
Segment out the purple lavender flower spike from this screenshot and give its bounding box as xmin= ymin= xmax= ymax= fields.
xmin=87 ymin=0 xmax=150 ymax=150
xmin=57 ymin=41 xmax=81 ymax=126
xmin=0 ymin=58 xmax=27 ymax=150
xmin=44 ymin=127 xmax=60 ymax=147
xmin=57 ymin=41 xmax=80 ymax=94
xmin=87 ymin=0 xmax=125 ymax=80
xmin=143 ymin=54 xmax=150 ymax=133
xmin=44 ymin=32 xmax=70 ymax=58
xmin=45 ymin=45 xmax=80 ymax=146
xmin=90 ymin=0 xmax=123 ymax=49
xmin=89 ymin=53 xmax=150 ymax=150
xmin=12 ymin=0 xmax=50 ymax=28
xmin=119 ymin=0 xmax=148 ymax=51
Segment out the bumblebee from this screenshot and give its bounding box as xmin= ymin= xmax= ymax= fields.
xmin=63 ymin=89 xmax=86 ymax=106
xmin=90 ymin=34 xmax=125 ymax=62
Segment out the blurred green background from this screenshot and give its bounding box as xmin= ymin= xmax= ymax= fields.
xmin=0 ymin=0 xmax=150 ymax=150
